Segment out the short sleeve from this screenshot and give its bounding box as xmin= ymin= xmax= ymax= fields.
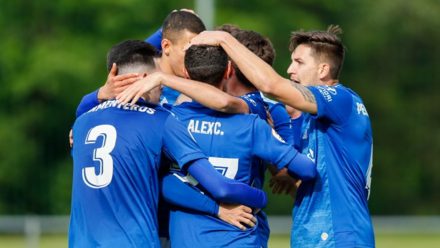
xmin=239 ymin=95 xmax=267 ymax=121
xmin=251 ymin=117 xmax=298 ymax=169
xmin=308 ymin=85 xmax=353 ymax=124
xmin=162 ymin=115 xmax=206 ymax=169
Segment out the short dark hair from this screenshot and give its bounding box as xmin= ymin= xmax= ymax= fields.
xmin=162 ymin=11 xmax=206 ymax=42
xmin=216 ymin=24 xmax=241 ymax=36
xmin=232 ymin=30 xmax=275 ymax=88
xmin=289 ymin=25 xmax=345 ymax=79
xmin=106 ymin=40 xmax=156 ymax=72
xmin=184 ymin=45 xmax=228 ymax=86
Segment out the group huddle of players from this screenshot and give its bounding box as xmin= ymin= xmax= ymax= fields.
xmin=69 ymin=9 xmax=375 ymax=248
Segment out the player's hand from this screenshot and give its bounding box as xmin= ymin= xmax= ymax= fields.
xmin=269 ymin=167 xmax=300 ymax=198
xmin=68 ymin=129 xmax=73 ymax=148
xmin=116 ymin=72 xmax=163 ymax=105
xmin=217 ymin=203 xmax=257 ymax=231
xmin=186 ymin=31 xmax=230 ymax=49
xmin=98 ymin=63 xmax=141 ymax=101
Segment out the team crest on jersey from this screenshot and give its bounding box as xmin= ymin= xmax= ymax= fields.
xmin=272 ymin=129 xmax=286 ymax=143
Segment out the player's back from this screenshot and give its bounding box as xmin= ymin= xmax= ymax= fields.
xmin=169 ymin=101 xmax=294 ymax=248
xmin=171 ymin=102 xmax=261 ymax=247
xmin=174 ymin=101 xmax=263 ymax=183
xmin=69 ymin=99 xmax=169 ymax=248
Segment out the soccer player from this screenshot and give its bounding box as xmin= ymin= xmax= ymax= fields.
xmin=117 ymin=28 xmax=297 ymax=247
xmin=118 ymin=44 xmax=317 ymax=248
xmin=189 ymin=26 xmax=375 ymax=247
xmin=69 ymin=40 xmax=267 ymax=247
xmin=75 ymin=10 xmax=206 ymax=117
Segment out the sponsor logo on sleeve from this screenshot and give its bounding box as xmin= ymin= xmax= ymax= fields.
xmin=316 ymin=86 xmax=337 ymax=102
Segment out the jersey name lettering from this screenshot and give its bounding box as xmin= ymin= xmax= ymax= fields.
xmin=187 ymin=120 xmax=224 ymax=136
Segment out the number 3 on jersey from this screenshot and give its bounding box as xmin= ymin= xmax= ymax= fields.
xmin=82 ymin=125 xmax=117 ymax=189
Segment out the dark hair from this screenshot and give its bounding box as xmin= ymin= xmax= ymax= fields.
xmin=184 ymin=45 xmax=228 ymax=86
xmin=289 ymin=25 xmax=345 ymax=79
xmin=216 ymin=24 xmax=241 ymax=36
xmin=107 ymin=40 xmax=156 ymax=72
xmin=232 ymin=30 xmax=275 ymax=88
xmin=162 ymin=11 xmax=206 ymax=42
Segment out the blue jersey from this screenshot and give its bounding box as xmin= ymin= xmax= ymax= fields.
xmin=292 ymin=84 xmax=374 ymax=247
xmin=159 ymin=86 xmax=180 ymax=105
xmin=240 ymin=90 xmax=268 ymax=121
xmin=169 ymin=101 xmax=298 ymax=248
xmin=69 ymin=99 xmax=205 ymax=248
xmin=291 ymin=114 xmax=306 ymax=150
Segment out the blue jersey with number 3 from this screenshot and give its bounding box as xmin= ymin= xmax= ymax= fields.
xmin=169 ymin=101 xmax=298 ymax=248
xmin=69 ymin=100 xmax=205 ymax=248
xmin=292 ymin=84 xmax=374 ymax=248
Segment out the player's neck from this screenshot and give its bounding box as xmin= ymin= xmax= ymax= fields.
xmin=157 ymin=57 xmax=173 ymax=74
xmin=318 ymin=76 xmax=339 ymax=86
xmin=226 ymin=76 xmax=256 ymax=96
xmin=324 ymin=79 xmax=339 ymax=86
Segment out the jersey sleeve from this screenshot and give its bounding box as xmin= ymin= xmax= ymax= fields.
xmin=291 ymin=114 xmax=304 ymax=150
xmin=308 ymin=85 xmax=353 ymax=124
xmin=239 ymin=95 xmax=267 ymax=120
xmin=162 ymin=114 xmax=207 ymax=169
xmin=251 ymin=117 xmax=298 ymax=170
xmin=76 ymin=90 xmax=100 ymax=117
xmin=161 ymin=173 xmax=219 ymax=216
xmin=270 ymin=103 xmax=294 ymax=145
xmin=145 ymin=27 xmax=162 ymax=52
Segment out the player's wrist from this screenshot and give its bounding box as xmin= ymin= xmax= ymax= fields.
xmin=220 ymin=31 xmax=233 ymax=46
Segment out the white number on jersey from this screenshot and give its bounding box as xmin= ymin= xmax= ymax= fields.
xmin=82 ymin=125 xmax=117 ymax=188
xmin=208 ymin=157 xmax=239 ymax=179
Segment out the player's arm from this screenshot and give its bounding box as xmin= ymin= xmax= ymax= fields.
xmin=117 ymin=71 xmax=250 ymax=114
xmin=161 ymin=173 xmax=257 ymax=230
xmin=269 ymin=103 xmax=294 ymax=145
xmin=161 ymin=172 xmax=219 ymax=215
xmin=161 ymin=72 xmax=249 ymax=113
xmin=251 ymin=117 xmax=316 ymax=181
xmin=75 ymin=63 xmax=140 ymax=117
xmin=145 ymin=28 xmax=162 ymax=52
xmin=189 ymin=31 xmax=318 ymax=114
xmin=185 ymin=158 xmax=267 ymax=208
xmin=162 ymin=115 xmax=267 ymax=208
xmin=76 ymin=90 xmax=100 ymax=117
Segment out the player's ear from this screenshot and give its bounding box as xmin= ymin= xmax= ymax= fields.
xmin=318 ymin=63 xmax=331 ymax=80
xmin=183 ymin=68 xmax=190 ymax=79
xmin=224 ymin=61 xmax=233 ymax=79
xmin=162 ymin=39 xmax=171 ymax=56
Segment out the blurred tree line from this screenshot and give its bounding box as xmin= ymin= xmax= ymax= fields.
xmin=0 ymin=0 xmax=438 ymax=215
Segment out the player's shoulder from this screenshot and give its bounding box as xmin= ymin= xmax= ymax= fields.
xmin=229 ymin=111 xmax=261 ymax=127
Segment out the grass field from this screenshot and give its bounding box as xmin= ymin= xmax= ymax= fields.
xmin=1 ymin=233 xmax=439 ymax=248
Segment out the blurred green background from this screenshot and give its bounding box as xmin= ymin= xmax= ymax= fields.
xmin=0 ymin=0 xmax=438 ymax=218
